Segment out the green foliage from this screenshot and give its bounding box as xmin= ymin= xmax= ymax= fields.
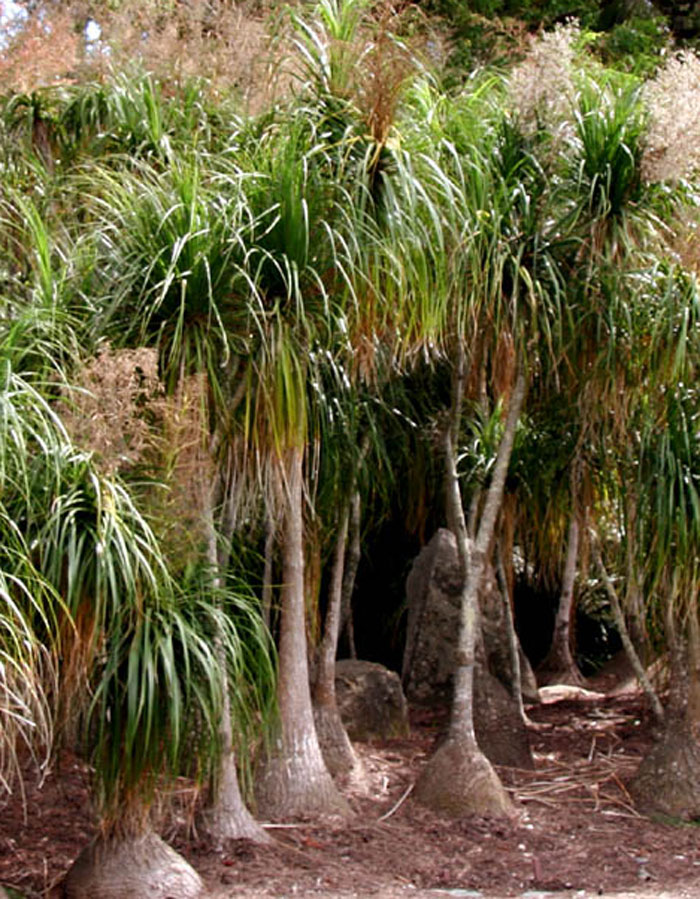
xmin=596 ymin=15 xmax=672 ymax=76
xmin=3 ymin=0 xmax=700 ymax=842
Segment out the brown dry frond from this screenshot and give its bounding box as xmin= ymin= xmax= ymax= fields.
xmin=642 ymin=50 xmax=700 ymax=183
xmin=670 ymin=211 xmax=700 ymax=276
xmin=508 ymin=20 xmax=579 ymax=136
xmin=61 ymin=344 xmax=163 ymax=477
xmin=359 ymin=3 xmax=421 ymax=148
xmin=153 ymin=373 xmax=214 ymax=566
xmin=61 ymin=345 xmax=216 ymax=566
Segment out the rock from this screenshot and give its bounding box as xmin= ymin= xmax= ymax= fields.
xmin=538 ymin=684 xmax=606 ymax=704
xmin=335 ymin=659 xmax=409 ymax=741
xmin=475 ymin=668 xmax=533 ymax=769
xmin=402 ymin=529 xmax=462 ymax=706
xmin=402 ymin=528 xmax=533 ymax=769
xmin=402 ymin=528 xmax=535 ymax=704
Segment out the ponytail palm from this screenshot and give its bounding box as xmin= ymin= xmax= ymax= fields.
xmin=0 ymin=365 xmax=67 ymax=799
xmin=83 ymin=113 xmax=361 ymax=821
xmin=399 ymin=79 xmax=569 ymax=816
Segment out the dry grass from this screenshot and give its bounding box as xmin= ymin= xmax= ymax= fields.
xmin=508 ymin=20 xmax=579 ymax=136
xmin=0 ymin=1 xmax=278 ymax=110
xmin=642 ymin=50 xmax=700 ymax=183
xmin=0 ymin=11 xmax=81 ymax=94
xmin=61 ymin=344 xmax=213 ymax=565
xmin=95 ymin=1 xmax=275 ymax=111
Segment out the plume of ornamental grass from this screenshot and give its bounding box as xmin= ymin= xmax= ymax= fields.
xmin=642 ymin=50 xmax=700 ymax=183
xmin=508 ymin=20 xmax=579 ymax=137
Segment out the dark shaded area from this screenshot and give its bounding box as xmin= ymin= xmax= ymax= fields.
xmin=514 ymin=574 xmax=622 ymax=676
xmin=350 ymin=513 xmax=427 ymax=674
xmin=352 ymin=513 xmax=622 ymax=680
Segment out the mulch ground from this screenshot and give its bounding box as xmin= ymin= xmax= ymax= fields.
xmin=3 ymin=678 xmax=700 ymax=898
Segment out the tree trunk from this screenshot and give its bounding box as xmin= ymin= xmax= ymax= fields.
xmin=414 ymin=361 xmax=524 ymax=819
xmin=340 ymin=490 xmax=361 ymax=659
xmin=496 ymin=538 xmax=528 ymax=722
xmin=594 ymin=546 xmax=664 ymax=726
xmin=313 ymin=504 xmax=364 ymax=783
xmin=538 ymin=513 xmax=584 ymax=686
xmin=629 ymin=612 xmax=700 ymax=820
xmin=687 ymin=608 xmax=700 ymax=728
xmin=255 ymin=446 xmax=350 ymax=819
xmin=261 ymin=513 xmax=275 ymax=631
xmin=63 ymin=831 xmax=202 ymax=899
xmin=198 ymin=492 xmax=270 ymax=845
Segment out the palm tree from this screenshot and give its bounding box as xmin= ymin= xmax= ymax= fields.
xmin=0 ymin=365 xmax=66 ymax=801
xmin=0 ymin=144 xmax=271 ymax=892
xmin=399 ymin=80 xmax=566 ymax=815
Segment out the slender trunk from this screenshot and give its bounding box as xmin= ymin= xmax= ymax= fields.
xmin=340 ymin=490 xmax=361 ymax=659
xmin=315 ymin=509 xmax=350 ymax=708
xmin=688 ymin=608 xmax=700 ymax=727
xmin=496 ymin=538 xmax=527 ymax=722
xmin=261 ymin=514 xmax=275 ymax=631
xmin=451 ymin=368 xmax=526 ymax=743
xmin=539 ymin=514 xmax=583 ymax=685
xmin=199 ymin=487 xmax=270 ymax=844
xmin=624 ymin=495 xmax=648 ymax=655
xmin=595 ymin=546 xmax=664 ymax=726
xmin=444 ymin=424 xmax=476 ymax=744
xmin=255 ymin=446 xmax=349 ymax=818
xmin=414 ymin=361 xmax=524 ymax=819
xmin=313 ymin=506 xmax=363 ymax=780
xmin=666 ymin=602 xmax=688 ymax=725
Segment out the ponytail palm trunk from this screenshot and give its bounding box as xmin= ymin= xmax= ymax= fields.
xmin=256 ymin=446 xmax=350 ymax=818
xmin=539 ymin=513 xmax=583 ymax=686
xmin=313 ymin=501 xmax=364 ymax=782
xmin=198 ymin=487 xmax=271 ymax=845
xmin=414 ymin=363 xmax=525 ymax=817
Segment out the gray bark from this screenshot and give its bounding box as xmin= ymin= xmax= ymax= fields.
xmin=539 ymin=513 xmax=583 ymax=685
xmin=595 ymin=545 xmax=664 ymax=726
xmin=414 ymin=360 xmax=524 ymax=819
xmin=261 ymin=514 xmax=275 ymax=631
xmin=450 ymin=368 xmax=526 ymax=745
xmin=340 ymin=490 xmax=361 ymax=659
xmin=313 ymin=505 xmax=363 ymax=780
xmin=64 ymin=831 xmax=202 ymax=899
xmin=199 ymin=486 xmax=270 ymax=844
xmin=496 ymin=539 xmax=527 ymax=721
xmin=256 ymin=446 xmax=349 ymax=819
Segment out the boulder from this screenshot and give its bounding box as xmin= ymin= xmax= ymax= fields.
xmin=475 ymin=668 xmax=533 ymax=769
xmin=403 ymin=528 xmax=534 ymax=704
xmin=335 ymin=659 xmax=410 ymax=741
xmin=401 ymin=528 xmax=533 ymax=769
xmin=402 ymin=529 xmax=462 ymax=706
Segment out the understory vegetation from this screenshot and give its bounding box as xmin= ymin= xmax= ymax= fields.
xmin=3 ymin=0 xmax=700 ymax=893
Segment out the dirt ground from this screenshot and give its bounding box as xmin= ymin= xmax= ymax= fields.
xmin=3 ymin=674 xmax=700 ymax=899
